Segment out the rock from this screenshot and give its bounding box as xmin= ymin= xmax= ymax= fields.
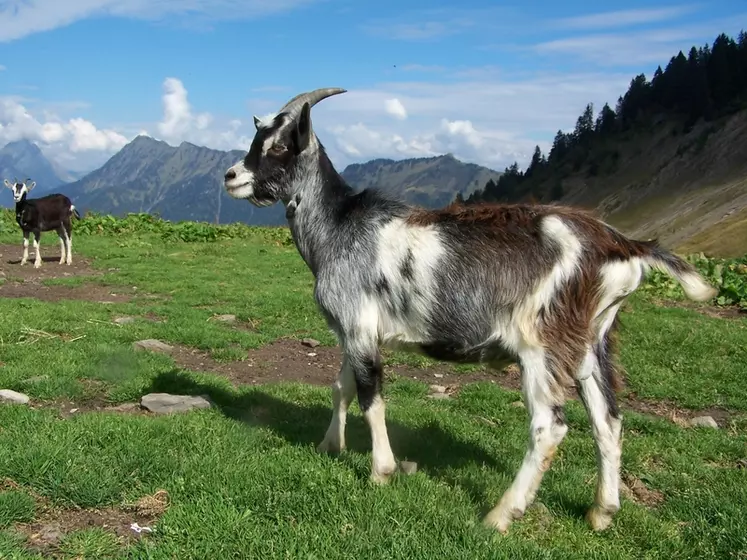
xmin=427 ymin=393 xmax=450 ymax=400
xmin=399 ymin=461 xmax=418 ymax=475
xmin=133 ymin=339 xmax=174 ymax=353
xmin=213 ymin=314 xmax=236 ymax=323
xmin=140 ymin=393 xmax=212 ymax=414
xmin=0 ymin=389 xmax=30 ymax=404
xmin=301 ymin=338 xmax=320 ymax=348
xmin=433 ymin=373 xmax=444 ymax=379
xmin=429 ymin=384 xmax=447 ymax=394
xmin=688 ymin=415 xmax=719 ymax=429
xmin=510 ymin=400 xmax=525 ymax=409
xmin=114 ymin=316 xmax=136 ymax=325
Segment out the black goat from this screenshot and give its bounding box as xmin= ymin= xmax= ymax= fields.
xmin=3 ymin=178 xmax=80 ymax=268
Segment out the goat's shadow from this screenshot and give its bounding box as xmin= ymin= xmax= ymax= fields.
xmin=5 ymin=256 xmax=65 ymax=265
xmin=148 ymin=370 xmax=518 ymax=511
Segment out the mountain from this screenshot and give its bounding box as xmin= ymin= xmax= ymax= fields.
xmin=0 ymin=140 xmax=69 ymax=206
xmin=61 ymin=136 xmax=287 ymax=226
xmin=464 ymin=31 xmax=747 ymax=258
xmin=340 ymin=153 xmax=502 ymax=208
xmin=62 ymin=136 xmax=502 ymax=225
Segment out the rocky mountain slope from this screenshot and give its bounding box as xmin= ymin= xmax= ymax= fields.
xmin=60 ymin=136 xmax=502 ymax=225
xmin=0 ymin=140 xmax=70 ymax=206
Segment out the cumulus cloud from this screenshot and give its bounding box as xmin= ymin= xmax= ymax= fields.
xmin=0 ymin=96 xmax=128 ymax=169
xmin=384 ymin=98 xmax=407 ymax=120
xmin=153 ymin=77 xmax=254 ymax=152
xmin=0 ymin=0 xmax=321 ymax=42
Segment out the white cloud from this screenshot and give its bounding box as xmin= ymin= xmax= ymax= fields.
xmin=552 ymin=6 xmax=699 ymax=30
xmin=532 ymin=16 xmax=747 ymax=67
xmin=384 ymin=98 xmax=407 ymax=120
xmin=0 ymin=0 xmax=320 ymax=42
xmin=0 ymin=96 xmax=128 ymax=169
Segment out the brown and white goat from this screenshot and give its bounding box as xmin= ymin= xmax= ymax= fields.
xmin=222 ymin=88 xmax=718 ymax=533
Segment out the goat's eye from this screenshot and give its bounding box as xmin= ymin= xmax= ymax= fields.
xmin=267 ymin=144 xmax=286 ymax=156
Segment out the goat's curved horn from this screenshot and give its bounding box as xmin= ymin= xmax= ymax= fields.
xmin=278 ymin=88 xmax=347 ymax=117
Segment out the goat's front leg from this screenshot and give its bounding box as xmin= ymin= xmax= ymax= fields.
xmin=32 ymin=232 xmax=42 ymax=269
xmin=317 ymin=354 xmax=356 ymax=454
xmin=20 ymin=231 xmax=29 ymax=265
xmin=484 ymin=346 xmax=568 ymax=533
xmin=350 ymin=346 xmax=397 ymax=484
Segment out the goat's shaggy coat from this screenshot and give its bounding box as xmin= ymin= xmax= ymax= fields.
xmin=4 ymin=178 xmax=80 ymax=268
xmin=223 ymin=88 xmax=718 ymax=534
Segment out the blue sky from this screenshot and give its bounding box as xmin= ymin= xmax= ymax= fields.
xmin=0 ymin=0 xmax=745 ymax=173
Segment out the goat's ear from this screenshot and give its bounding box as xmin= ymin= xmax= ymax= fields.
xmin=253 ymin=115 xmax=261 ymax=131
xmin=3 ymin=179 xmax=11 ymax=189
xmin=27 ymin=181 xmax=36 ymax=191
xmin=292 ymin=102 xmax=312 ymax=154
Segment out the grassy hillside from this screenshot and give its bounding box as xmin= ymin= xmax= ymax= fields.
xmin=0 ymin=210 xmax=745 ymax=558
xmin=464 ymin=31 xmax=747 ymax=258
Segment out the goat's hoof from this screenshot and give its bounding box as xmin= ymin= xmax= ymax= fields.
xmin=316 ymin=438 xmax=343 ymax=455
xmin=33 ymin=263 xmax=41 ymax=269
xmin=586 ymin=505 xmax=616 ymax=532
xmin=369 ymin=469 xmax=395 ymax=485
xmin=483 ymin=505 xmax=522 ymax=534
xmin=59 ymin=260 xmax=65 ymax=265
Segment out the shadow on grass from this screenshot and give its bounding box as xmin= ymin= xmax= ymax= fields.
xmin=148 ymin=369 xmax=514 ymax=509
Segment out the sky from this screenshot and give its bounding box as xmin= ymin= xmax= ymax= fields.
xmin=0 ymin=0 xmax=745 ymax=174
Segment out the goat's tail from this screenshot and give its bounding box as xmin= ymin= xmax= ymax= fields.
xmin=640 ymin=242 xmax=718 ymax=302
xmin=70 ymin=205 xmax=81 ymax=220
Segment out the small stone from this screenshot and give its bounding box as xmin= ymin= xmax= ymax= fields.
xmin=133 ymin=339 xmax=174 ymax=353
xmin=114 ymin=316 xmax=136 ymax=325
xmin=688 ymin=415 xmax=719 ymax=429
xmin=140 ymin=393 xmax=212 ymax=414
xmin=433 ymin=373 xmax=444 ymax=379
xmin=511 ymin=400 xmax=525 ymax=409
xmin=106 ymin=402 xmax=140 ymax=412
xmin=301 ymin=338 xmax=320 ymax=348
xmin=429 ymin=384 xmax=447 ymax=394
xmin=21 ymin=375 xmax=49 ymax=384
xmin=307 ymin=352 xmax=317 ymax=357
xmin=214 ymin=314 xmax=236 ymax=323
xmin=427 ymin=393 xmax=450 ymax=400
xmin=0 ymin=389 xmax=30 ymax=405
xmin=400 ymin=461 xmax=418 ymax=475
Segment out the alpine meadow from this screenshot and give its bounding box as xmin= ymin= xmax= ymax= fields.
xmin=0 ymin=10 xmax=746 ymax=560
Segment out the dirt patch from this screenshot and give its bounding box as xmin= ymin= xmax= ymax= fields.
xmin=168 ymin=338 xmax=511 ymax=388
xmin=620 ymin=392 xmax=734 ymax=427
xmin=11 ymin=488 xmax=169 ymax=556
xmin=0 ymin=243 xmax=101 ymax=280
xmin=162 ymin=338 xmax=738 ymax=427
xmin=621 ymin=473 xmax=665 ymax=507
xmin=654 ymin=298 xmax=746 ymax=320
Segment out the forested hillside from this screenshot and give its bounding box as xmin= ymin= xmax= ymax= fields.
xmin=460 ymin=31 xmax=747 ymax=256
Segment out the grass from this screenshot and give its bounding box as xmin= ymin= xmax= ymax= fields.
xmin=678 ymin=205 xmax=747 ymax=258
xmin=0 ymin=215 xmax=746 ymax=558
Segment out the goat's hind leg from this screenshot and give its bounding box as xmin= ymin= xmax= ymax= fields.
xmin=576 ymin=332 xmax=623 ymax=531
xmin=317 ymin=354 xmax=356 ymax=454
xmin=484 ymin=346 xmax=569 ymax=533
xmin=57 ymin=226 xmax=66 ymax=264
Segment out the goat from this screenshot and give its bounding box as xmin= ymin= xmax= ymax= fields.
xmin=223 ymin=88 xmax=718 ymax=534
xmin=3 ymin=177 xmax=80 ymax=268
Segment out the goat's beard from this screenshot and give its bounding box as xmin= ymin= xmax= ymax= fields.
xmin=248 ymin=194 xmax=275 ymax=207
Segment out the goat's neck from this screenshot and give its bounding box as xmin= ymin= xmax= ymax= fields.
xmin=15 ymin=193 xmax=27 ymax=214
xmin=284 ymin=146 xmax=353 ymax=276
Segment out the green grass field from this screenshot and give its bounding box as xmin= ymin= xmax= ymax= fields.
xmin=0 ymin=213 xmax=745 ymax=559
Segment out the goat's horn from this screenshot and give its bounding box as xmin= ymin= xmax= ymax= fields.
xmin=279 ymin=87 xmax=347 ymax=117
